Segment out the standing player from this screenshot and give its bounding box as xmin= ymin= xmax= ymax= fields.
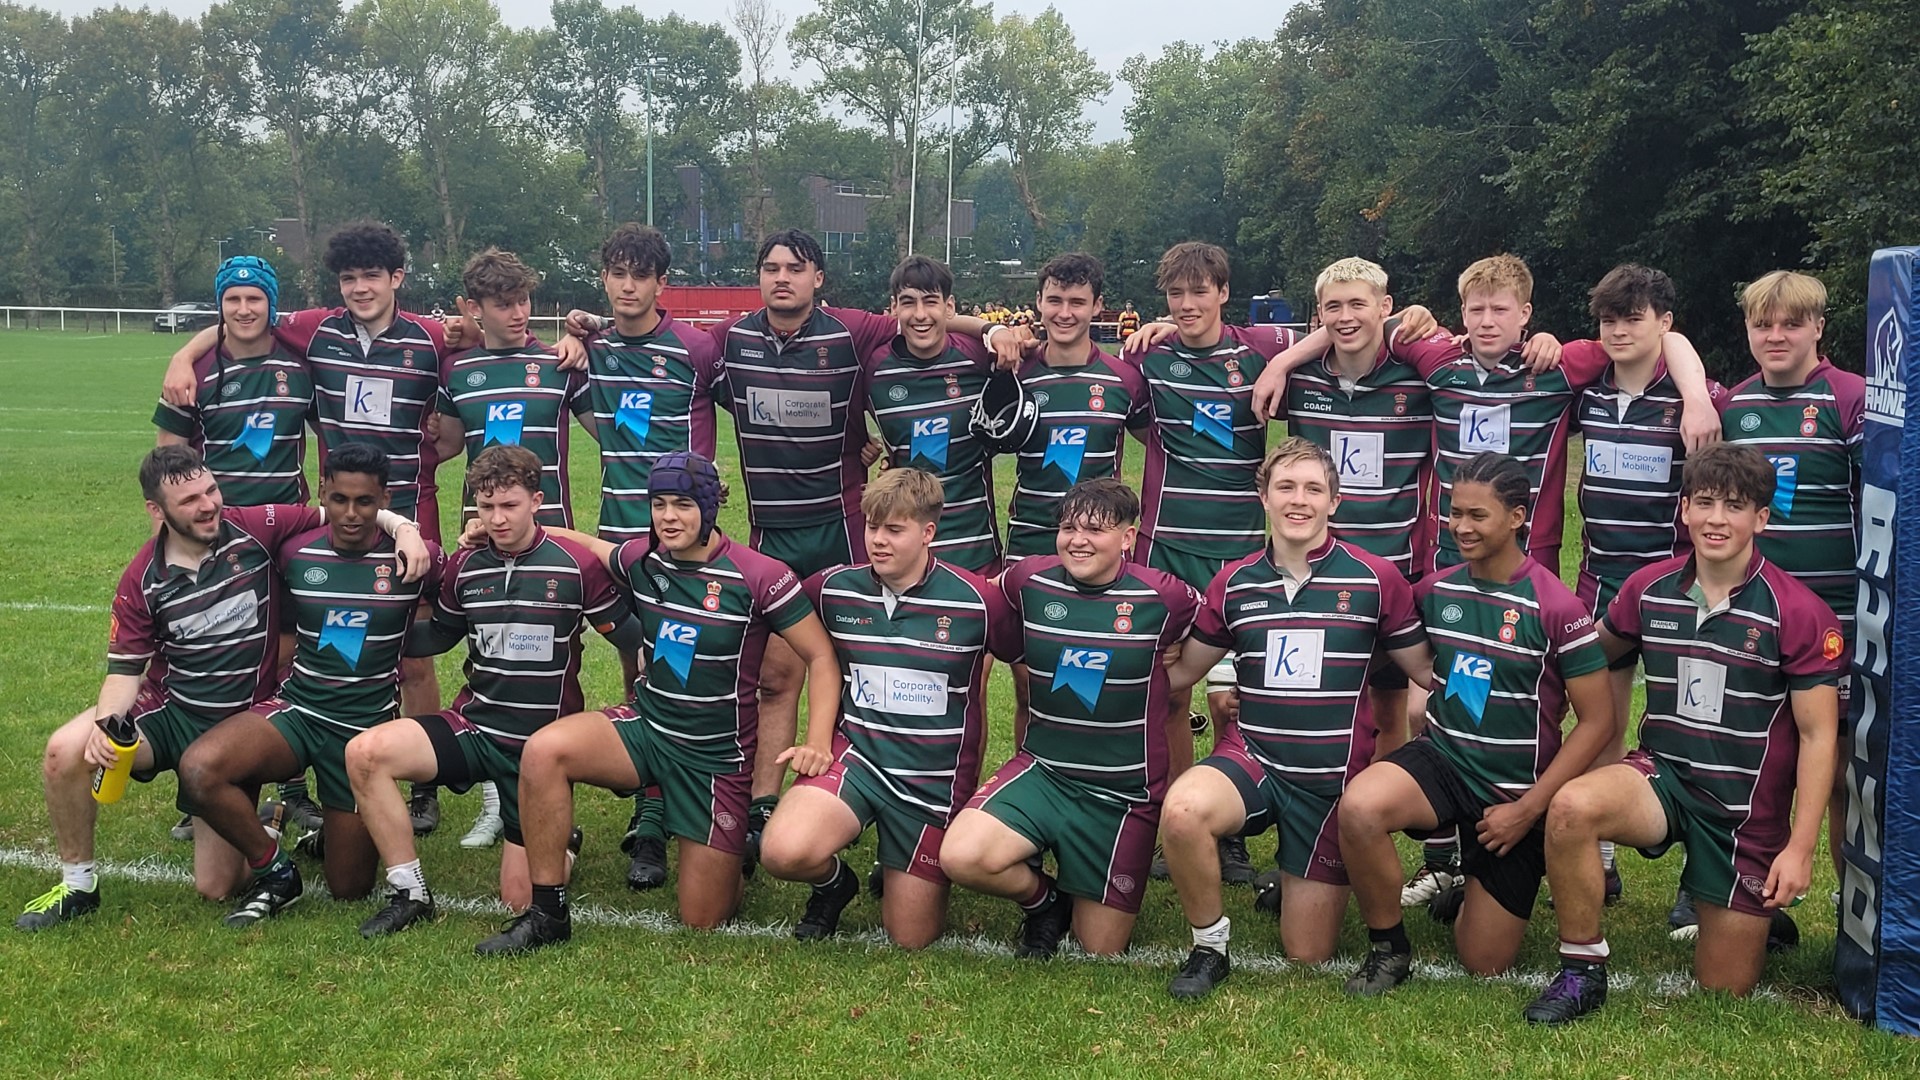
xmin=468 ymin=453 xmax=841 ymax=952
xmin=1157 ymin=439 xmax=1431 ymax=998
xmin=176 ymin=444 xmax=441 ymax=927
xmin=1525 ymin=444 xmax=1842 ymax=1023
xmin=1116 ymin=301 xmax=1141 ymax=343
xmin=1336 ymin=453 xmax=1615 ymax=994
xmin=760 ymin=469 xmax=1019 ymax=947
xmin=342 ymin=446 xmax=642 ymax=935
xmin=579 ymin=223 xmax=722 ymax=890
xmin=941 ymin=479 xmax=1200 ymax=957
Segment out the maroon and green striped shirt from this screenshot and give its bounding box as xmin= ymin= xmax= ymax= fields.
xmin=1008 ymin=348 xmax=1150 ymax=561
xmin=152 ymin=343 xmax=314 ymax=506
xmin=864 ymin=333 xmax=1000 ymax=572
xmin=585 ymin=311 xmax=721 ymax=542
xmin=276 ymin=530 xmax=445 ymax=730
xmin=437 ymin=343 xmax=593 ymax=528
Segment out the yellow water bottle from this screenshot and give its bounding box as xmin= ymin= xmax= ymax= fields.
xmin=91 ymin=712 xmax=140 ymax=805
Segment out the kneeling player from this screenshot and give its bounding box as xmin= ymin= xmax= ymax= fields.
xmin=941 ymin=479 xmax=1199 ymax=957
xmin=1523 ymin=444 xmax=1841 ymax=1024
xmin=1157 ymin=439 xmax=1430 ymax=998
xmin=474 ymin=452 xmax=841 ymax=953
xmin=1337 ymin=453 xmax=1616 ymax=993
xmin=759 ymin=469 xmax=1018 ymax=947
xmin=179 ymin=444 xmax=439 ymax=927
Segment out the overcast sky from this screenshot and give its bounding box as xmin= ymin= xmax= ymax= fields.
xmin=39 ymin=0 xmax=1297 ymax=140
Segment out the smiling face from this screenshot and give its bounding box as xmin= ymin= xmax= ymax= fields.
xmin=221 ymin=285 xmax=272 ymax=346
xmin=1163 ymin=276 xmax=1228 ymax=347
xmin=1316 ymin=279 xmax=1390 ymax=360
xmin=336 ymin=266 xmax=402 ymax=327
xmin=321 ymin=470 xmax=390 ymax=553
xmin=149 ymin=469 xmax=225 ymax=547
xmin=1683 ymin=488 xmax=1767 ymax=569
xmin=1447 ymin=480 xmax=1524 ymax=564
xmin=1459 ymin=287 xmax=1532 ymax=364
xmin=649 ymin=492 xmax=705 ymax=555
xmin=1260 ymin=457 xmax=1339 ymax=550
xmin=891 ymin=286 xmax=954 ymax=358
xmin=1597 ymin=303 xmax=1672 ymax=368
xmin=1056 ymin=513 xmax=1135 ymax=586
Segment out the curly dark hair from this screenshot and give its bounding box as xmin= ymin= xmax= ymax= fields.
xmin=323 ymin=221 xmax=408 ymax=275
xmin=1038 ymin=252 xmax=1105 ymax=300
xmin=601 ymin=223 xmax=671 ymax=278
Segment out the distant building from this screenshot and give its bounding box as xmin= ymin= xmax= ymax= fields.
xmin=801 ymin=175 xmax=974 ymax=264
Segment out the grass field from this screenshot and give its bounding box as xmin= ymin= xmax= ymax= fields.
xmin=0 ymin=329 xmax=1914 ymax=1077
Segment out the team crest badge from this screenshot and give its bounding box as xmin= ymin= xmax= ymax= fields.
xmin=1113 ymin=601 xmax=1135 ymax=634
xmin=545 ymin=577 xmax=559 ymax=602
xmin=944 ymin=374 xmax=961 ymax=399
xmin=1824 ymin=629 xmax=1845 ymax=661
xmin=1746 ymin=626 xmax=1761 ymax=652
xmin=1524 ymin=374 xmax=1537 ymax=392
xmin=653 ymin=364 xmax=667 ymax=377
xmin=1499 ymin=607 xmax=1520 ymax=644
xmin=1088 ymin=384 xmax=1106 ymax=411
xmin=402 ymin=349 xmax=416 ymax=368
xmin=1801 ymin=404 xmax=1820 ymax=437
xmin=228 ymin=553 xmax=243 ymax=572
xmin=526 ymin=362 xmax=542 ymax=388
xmin=1336 ymin=589 xmax=1352 ymax=614
xmin=374 ymin=564 xmax=393 ymax=594
xmin=275 ymin=372 xmax=290 ymax=396
xmin=1225 ymin=358 xmax=1244 ymax=387
xmin=817 ymin=346 xmax=831 ymax=368
xmin=704 ymin=581 xmax=724 ymax=612
xmin=936 ymin=614 xmax=952 ymax=643
xmin=1662 ymin=407 xmax=1677 ymax=427
xmin=1393 ymin=392 xmax=1408 ymax=415
xmin=1169 ymin=361 xmax=1192 ymax=378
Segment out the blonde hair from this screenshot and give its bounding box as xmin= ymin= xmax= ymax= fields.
xmin=1256 ymin=436 xmax=1339 ymax=497
xmin=1315 ymin=257 xmax=1388 ymax=301
xmin=1457 ymin=254 xmax=1534 ymax=306
xmin=1740 ymin=270 xmax=1826 ymax=324
xmin=861 ymin=467 xmax=944 ymax=526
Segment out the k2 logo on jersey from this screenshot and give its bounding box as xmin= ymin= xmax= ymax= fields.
xmin=1676 ymin=657 xmax=1727 ymax=724
xmin=1332 ymin=431 xmax=1384 ymax=487
xmin=616 ymin=390 xmax=653 ymax=441
xmin=1192 ymin=401 xmax=1235 ymax=450
xmin=1767 ymin=454 xmax=1798 ymax=517
xmin=653 ymin=619 xmax=700 ymax=683
xmin=318 ymin=607 xmax=370 ymax=667
xmin=1444 ymin=651 xmax=1493 ymax=724
xmin=910 ymin=415 xmax=951 ymax=469
xmin=1459 ymin=404 xmax=1511 ymax=454
xmin=236 ymin=411 xmax=276 ymax=462
xmin=1051 ymin=647 xmax=1111 ymax=709
xmin=1043 ymin=426 xmax=1088 ymax=482
xmin=1263 ymin=628 xmax=1324 ymax=689
xmin=484 ymin=401 xmax=527 ymax=446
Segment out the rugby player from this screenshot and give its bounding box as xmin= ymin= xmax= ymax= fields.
xmin=1336 ymin=452 xmax=1615 ymax=993
xmin=1525 ymin=444 xmax=1842 ymax=1023
xmin=941 ymin=478 xmax=1200 ymax=958
xmin=468 ymin=452 xmax=840 ymax=951
xmin=342 ymin=446 xmax=641 ymax=935
xmin=14 ymin=445 xmax=424 ymax=929
xmin=1158 ymin=438 xmax=1431 ymax=998
xmin=759 ymin=469 xmax=1019 ymax=947
xmin=176 ymin=444 xmax=443 ymax=927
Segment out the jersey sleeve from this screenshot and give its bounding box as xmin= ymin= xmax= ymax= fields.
xmin=755 ymin=559 xmax=812 ymax=634
xmin=417 ymin=314 xmax=452 ymax=361
xmin=832 ymin=306 xmax=903 ymax=359
xmin=1224 ymin=324 xmax=1297 ymax=360
xmin=998 ymin=560 xmax=1035 ymax=663
xmin=1155 ymin=573 xmax=1202 ymax=647
xmin=979 ymin=576 xmax=1022 ymax=663
xmin=1390 ymin=330 xmax=1465 ymax=379
xmin=1190 ymin=565 xmax=1235 ymax=650
xmin=430 ymin=550 xmax=471 ymax=634
xmin=1373 ymin=559 xmax=1426 ymax=651
xmin=152 ymin=397 xmax=199 ymax=439
xmin=607 ymin=538 xmax=648 ymax=593
xmin=574 ymin=542 xmax=634 ymax=632
xmin=1781 ymin=586 xmax=1846 ymax=691
xmin=686 ymin=327 xmax=722 ymax=459
xmin=272 ymin=308 xmax=329 ymax=355
xmin=1601 ymin=564 xmax=1655 ymax=644
xmin=229 ymin=503 xmax=324 ymax=550
xmin=1542 ymin=579 xmax=1608 ymax=680
xmin=106 ymin=558 xmax=156 ymax=676
xmin=1556 ymin=339 xmax=1611 ymax=390
xmin=949 ymin=331 xmax=995 ymax=371
xmin=416 ymin=540 xmax=449 ymax=597
xmin=567 ymin=367 xmax=594 ymax=424
xmin=801 ymin=569 xmax=829 ymax=609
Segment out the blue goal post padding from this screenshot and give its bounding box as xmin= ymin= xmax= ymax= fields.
xmin=1838 ymin=245 xmax=1920 ymax=1033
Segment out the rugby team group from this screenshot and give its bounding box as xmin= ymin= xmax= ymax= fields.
xmin=12 ymin=217 xmax=1861 ymax=1026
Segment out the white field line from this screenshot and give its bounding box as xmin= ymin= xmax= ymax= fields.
xmin=0 ymin=844 xmax=1740 ymax=998
xmin=0 ymin=601 xmax=110 ymax=614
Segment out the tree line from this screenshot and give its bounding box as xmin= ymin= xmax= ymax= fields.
xmin=1 ymin=0 xmax=1912 ymax=376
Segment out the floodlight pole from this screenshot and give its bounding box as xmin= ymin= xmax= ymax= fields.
xmin=906 ymin=0 xmax=926 ymax=256
xmin=645 ymin=59 xmax=657 ymax=226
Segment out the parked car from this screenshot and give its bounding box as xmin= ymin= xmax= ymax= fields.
xmin=152 ymin=302 xmax=219 ymax=333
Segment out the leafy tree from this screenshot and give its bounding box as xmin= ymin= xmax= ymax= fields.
xmin=964 ymin=7 xmax=1109 ymax=237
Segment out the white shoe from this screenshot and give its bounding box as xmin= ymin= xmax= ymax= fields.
xmin=1400 ymin=865 xmax=1460 ymax=907
xmin=170 ymin=813 xmax=195 ymax=841
xmin=460 ymin=811 xmax=504 ymax=849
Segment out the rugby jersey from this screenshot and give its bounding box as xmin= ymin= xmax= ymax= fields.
xmin=1398 ymin=334 xmax=1610 ymax=577
xmin=806 ymin=559 xmax=1018 ymax=822
xmin=865 ymin=333 xmax=1000 ymax=572
xmin=1575 ymin=354 xmax=1727 ymax=587
xmin=1417 ymin=558 xmax=1609 ymax=805
xmin=584 ymin=311 xmax=721 ymax=542
xmin=437 ymin=342 xmax=592 ymax=527
xmin=1135 ymin=325 xmax=1298 ymax=565
xmin=1192 ymin=536 xmax=1425 ymax=795
xmin=610 ymin=533 xmax=811 ymax=773
xmin=713 ymin=305 xmax=896 ymax=531
xmin=1007 ymin=348 xmax=1149 ymax=560
xmin=431 ymin=528 xmax=630 ymax=744
xmin=152 ymin=342 xmax=314 ymax=505
xmin=1721 ymin=358 xmax=1865 ymax=630
xmin=1604 ymin=551 xmax=1844 ymax=825
xmin=1283 ymin=340 xmax=1433 ymax=576
xmin=107 ymin=504 xmax=321 ymax=719
xmin=1002 ymin=557 xmax=1198 ymax=804
xmin=276 ymin=530 xmax=444 ymax=730
xmin=276 ymin=308 xmax=453 ymax=519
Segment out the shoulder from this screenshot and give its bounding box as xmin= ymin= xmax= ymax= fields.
xmin=1623 ymin=554 xmax=1689 ymax=598
xmin=728 ymin=541 xmax=803 ymax=598
xmin=541 ymin=533 xmax=603 ymax=569
xmin=1342 ymin=543 xmax=1404 ymax=585
xmin=280 ymin=525 xmax=332 ymax=557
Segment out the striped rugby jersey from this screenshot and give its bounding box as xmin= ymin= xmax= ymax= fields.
xmin=1604 ymin=551 xmax=1844 ymax=824
xmin=610 ymin=533 xmax=811 ymax=773
xmin=431 ymin=528 xmax=630 ymax=744
xmin=1192 ymin=536 xmax=1425 ymax=795
xmin=1721 ymin=358 xmax=1864 ymax=630
xmin=108 ymin=504 xmax=322 ymax=719
xmin=714 ymin=305 xmax=896 ymax=531
xmin=1007 ymin=348 xmax=1149 ymax=560
xmin=1134 ymin=324 xmax=1298 ymax=564
xmin=152 ymin=342 xmax=314 ymax=506
xmin=1417 ymin=558 xmax=1609 ymax=805
xmin=584 ymin=312 xmax=721 ymax=543
xmin=864 ymin=333 xmax=1000 ymax=572
xmin=275 ymin=529 xmax=444 ymax=730
xmin=1002 ymin=556 xmax=1199 ymax=804
xmin=437 ymin=343 xmax=592 ymax=528
xmin=806 ymin=559 xmax=1019 ymax=823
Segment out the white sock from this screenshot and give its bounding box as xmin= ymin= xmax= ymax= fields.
xmin=1192 ymin=914 xmax=1231 ymax=955
xmin=63 ymin=860 xmax=96 ymax=892
xmin=1599 ymin=840 xmax=1616 ymax=870
xmin=1559 ymin=936 xmax=1610 ymax=963
xmin=481 ymin=781 xmax=501 ymax=816
xmin=386 ymin=859 xmax=429 ymax=901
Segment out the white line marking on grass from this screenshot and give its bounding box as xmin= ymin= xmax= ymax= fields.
xmin=0 ymin=428 xmax=146 ymax=437
xmin=0 ymin=601 xmax=109 ymax=613
xmin=0 ymin=844 xmax=1747 ymax=998
xmin=0 ymin=406 xmax=137 ymax=415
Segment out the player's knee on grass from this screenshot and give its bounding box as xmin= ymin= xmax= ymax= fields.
xmin=191 ymin=836 xmax=248 ymax=902
xmin=44 ymin=712 xmax=95 ymax=784
xmin=1694 ymin=904 xmax=1771 ymax=995
xmin=322 ymin=810 xmax=378 ymax=901
xmin=676 ymin=840 xmax=743 ymax=929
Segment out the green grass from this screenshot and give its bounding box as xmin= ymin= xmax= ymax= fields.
xmin=0 ymin=329 xmax=1915 ymax=1077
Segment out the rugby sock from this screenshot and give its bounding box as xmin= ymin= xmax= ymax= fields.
xmin=1558 ymin=936 xmax=1609 ymax=965
xmin=1369 ymin=921 xmax=1410 ymax=954
xmin=748 ymin=795 xmax=778 ymax=831
xmin=62 ymin=860 xmax=96 ymax=893
xmin=386 ymin=859 xmax=429 ymax=902
xmin=635 ymin=793 xmax=667 ymax=845
xmin=278 ymin=776 xmax=309 ymax=803
xmin=532 ymin=883 xmax=568 ymax=918
xmin=1191 ymin=914 xmax=1231 ymax=956
xmin=1423 ymin=831 xmax=1460 ymax=871
xmin=1599 ymin=840 xmax=1616 ymax=871
xmin=480 ymin=781 xmax=501 ymax=816
xmin=1018 ymin=873 xmax=1058 ymax=911
xmin=248 ymin=841 xmax=290 ymax=877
